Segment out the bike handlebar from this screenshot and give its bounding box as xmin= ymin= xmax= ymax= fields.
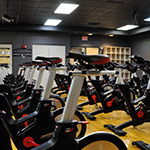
xmin=106 ymin=61 xmax=125 ymax=69
xmin=130 ymin=55 xmax=145 ymax=65
xmin=124 ymin=60 xmax=137 ymax=73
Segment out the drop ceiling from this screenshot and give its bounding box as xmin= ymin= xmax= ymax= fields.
xmin=1 ymin=0 xmax=150 ymax=35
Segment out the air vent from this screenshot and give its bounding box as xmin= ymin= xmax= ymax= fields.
xmin=107 ymin=0 xmax=125 ymax=4
xmin=88 ymin=22 xmax=100 ymax=26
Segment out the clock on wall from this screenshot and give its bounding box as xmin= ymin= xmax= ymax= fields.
xmin=1 ymin=50 xmax=5 ymax=55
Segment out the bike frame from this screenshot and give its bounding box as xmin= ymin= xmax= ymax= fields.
xmin=61 ymin=70 xmax=123 ymax=122
xmin=42 ymin=66 xmax=67 ymax=100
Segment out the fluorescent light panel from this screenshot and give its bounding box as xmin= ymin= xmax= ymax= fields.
xmin=144 ymin=17 xmax=150 ymax=22
xmin=54 ymin=3 xmax=79 ymax=14
xmin=117 ymin=25 xmax=139 ymax=31
xmin=44 ymin=19 xmax=62 ymax=26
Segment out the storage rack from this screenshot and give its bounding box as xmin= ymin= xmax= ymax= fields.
xmin=103 ymin=46 xmax=131 ymax=82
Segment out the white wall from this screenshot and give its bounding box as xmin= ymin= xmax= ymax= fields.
xmin=32 ymin=45 xmax=66 ymax=87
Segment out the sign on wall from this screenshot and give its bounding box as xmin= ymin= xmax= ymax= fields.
xmin=0 ymin=48 xmax=10 ymax=63
xmin=0 ymin=44 xmax=12 ymax=73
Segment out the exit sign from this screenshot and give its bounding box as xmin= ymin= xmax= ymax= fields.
xmin=82 ymin=36 xmax=88 ymax=41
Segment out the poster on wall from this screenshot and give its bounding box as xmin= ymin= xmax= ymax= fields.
xmin=0 ymin=48 xmax=10 ymax=64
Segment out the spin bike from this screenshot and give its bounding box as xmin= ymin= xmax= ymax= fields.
xmin=125 ymin=59 xmax=148 ymax=98
xmin=0 ymin=59 xmax=65 ymax=119
xmin=73 ymin=62 xmax=115 ymax=111
xmin=131 ymin=57 xmax=150 ymax=150
xmin=51 ymin=63 xmax=86 ymax=97
xmin=82 ymin=61 xmax=135 ymax=120
xmin=3 ymin=62 xmax=31 ymax=89
xmin=31 ymin=52 xmax=127 ymax=150
xmin=0 ymin=56 xmax=86 ymax=150
xmin=104 ymin=55 xmax=150 ymax=136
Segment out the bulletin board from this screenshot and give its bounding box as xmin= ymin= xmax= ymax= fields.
xmin=0 ymin=44 xmax=12 ymax=73
xmin=0 ymin=48 xmax=10 ymax=63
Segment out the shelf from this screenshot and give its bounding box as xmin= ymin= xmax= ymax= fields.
xmin=106 ymin=47 xmax=111 ymax=53
xmin=112 ymin=48 xmax=115 ymax=53
xmin=121 ymin=48 xmax=125 ymax=54
xmin=103 ymin=46 xmax=131 ymax=82
xmin=116 ymin=48 xmax=120 ymax=53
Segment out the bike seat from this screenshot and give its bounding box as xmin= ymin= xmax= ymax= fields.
xmin=35 ymin=56 xmax=62 ymax=64
xmin=66 ymin=52 xmax=110 ymax=65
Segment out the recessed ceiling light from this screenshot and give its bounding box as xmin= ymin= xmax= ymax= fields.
xmin=88 ymin=33 xmax=93 ymax=36
xmin=144 ymin=17 xmax=150 ymax=22
xmin=109 ymin=34 xmax=114 ymax=37
xmin=54 ymin=3 xmax=79 ymax=14
xmin=44 ymin=19 xmax=62 ymax=26
xmin=116 ymin=25 xmax=139 ymax=31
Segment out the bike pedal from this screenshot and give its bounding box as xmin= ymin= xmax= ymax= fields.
xmin=76 ymin=106 xmax=83 ymax=110
xmin=132 ymin=141 xmax=150 ymax=149
xmin=104 ymin=124 xmax=127 ymax=136
xmin=88 ymin=115 xmax=96 ymax=120
xmin=115 ymin=129 xmax=127 ymax=136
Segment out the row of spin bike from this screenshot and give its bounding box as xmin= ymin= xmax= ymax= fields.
xmin=51 ymin=53 xmax=150 ymax=150
xmin=0 ymin=52 xmax=146 ymax=150
xmin=0 ymin=53 xmax=126 ymax=150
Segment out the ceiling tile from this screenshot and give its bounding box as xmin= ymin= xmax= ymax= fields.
xmin=42 ymin=0 xmax=63 ymax=4
xmin=81 ymin=1 xmax=105 ymax=7
xmin=100 ymin=1 xmax=123 ymax=8
xmin=40 ymin=2 xmax=58 ymax=9
xmin=63 ymin=0 xmax=85 ymax=4
xmin=21 ymin=1 xmax=41 ymax=7
xmin=37 ymin=7 xmax=54 ymax=13
xmin=0 ymin=0 xmax=149 ymax=30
